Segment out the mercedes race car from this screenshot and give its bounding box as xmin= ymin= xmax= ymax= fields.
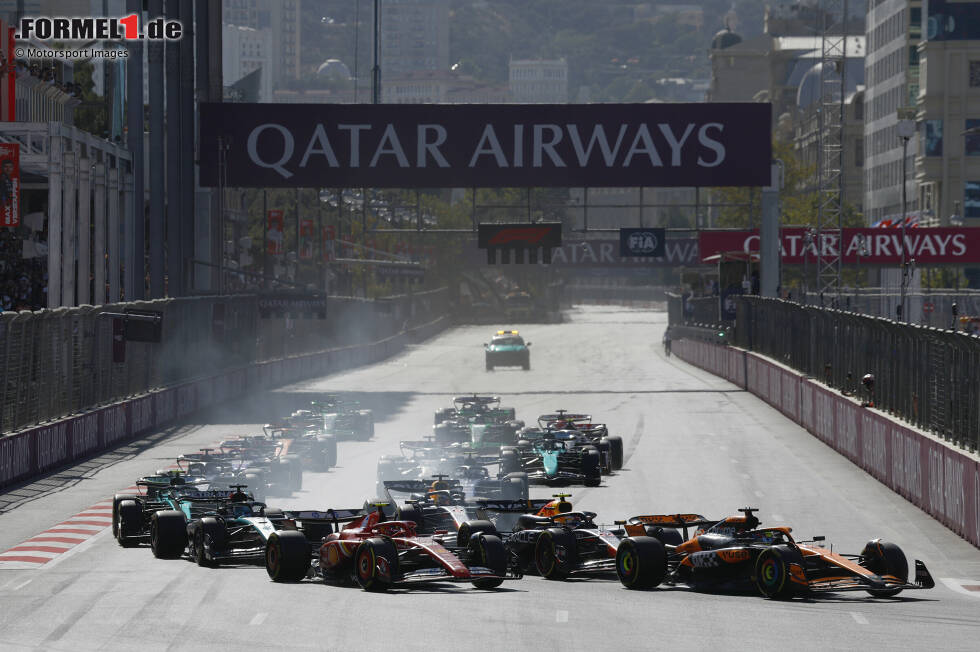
xmin=433 ymin=395 xmax=523 ymax=449
xmin=265 ymin=505 xmax=520 ymax=591
xmin=484 ymin=330 xmax=531 ymax=371
xmin=614 ymin=508 xmax=936 ymax=599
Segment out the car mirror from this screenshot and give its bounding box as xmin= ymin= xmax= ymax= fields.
xmin=526 ymin=342 xmax=532 ymax=346
xmin=483 ymin=342 xmax=488 ymax=347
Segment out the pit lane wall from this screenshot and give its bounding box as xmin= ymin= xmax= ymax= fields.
xmin=673 ymin=338 xmax=980 ymax=550
xmin=0 ymin=315 xmax=449 ymax=491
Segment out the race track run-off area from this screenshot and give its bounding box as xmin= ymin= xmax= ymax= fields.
xmin=1 ymin=306 xmax=979 ymax=651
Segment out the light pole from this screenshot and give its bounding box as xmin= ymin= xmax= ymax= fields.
xmin=802 ymin=227 xmax=816 ymax=304
xmin=897 ymin=110 xmax=916 ymax=323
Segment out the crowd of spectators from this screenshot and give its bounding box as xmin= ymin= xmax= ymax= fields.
xmin=0 ymin=228 xmax=47 ymax=312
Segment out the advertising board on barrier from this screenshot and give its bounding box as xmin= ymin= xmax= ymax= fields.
xmin=0 ymin=432 xmax=31 ymax=485
xmin=35 ymin=422 xmax=68 ymax=472
xmin=699 ymin=227 xmax=980 ymax=264
xmin=101 ymin=404 xmax=129 ymax=446
xmin=71 ymin=412 xmax=100 ymax=458
xmin=199 ymin=102 xmax=772 ymax=188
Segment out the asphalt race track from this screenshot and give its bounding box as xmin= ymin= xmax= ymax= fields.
xmin=1 ymin=306 xmax=979 ymax=651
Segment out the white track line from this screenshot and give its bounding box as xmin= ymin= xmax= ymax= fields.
xmin=250 ymin=612 xmax=268 ymax=626
xmin=939 ymin=578 xmax=980 ymax=598
xmin=850 ymin=612 xmax=869 ymax=625
xmin=555 ymin=610 xmax=568 ymax=623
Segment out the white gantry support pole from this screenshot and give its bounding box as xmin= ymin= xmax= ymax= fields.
xmin=77 ymin=157 xmax=91 ymax=306
xmin=46 ymin=131 xmax=63 ymax=308
xmin=61 ymin=150 xmax=77 ymax=307
xmin=93 ymin=162 xmax=106 ymax=305
xmin=107 ymin=165 xmax=120 ymax=304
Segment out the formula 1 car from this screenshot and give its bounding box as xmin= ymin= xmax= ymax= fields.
xmin=246 ymin=419 xmax=338 ymax=471
xmin=614 ymin=508 xmax=936 ymax=599
xmin=265 ymin=505 xmax=519 ymax=591
xmin=112 ymin=471 xmax=207 ymax=546
xmin=484 ymin=330 xmax=531 ymax=371
xmin=309 ymin=396 xmax=374 ymax=441
xmin=529 ymin=410 xmax=624 ymax=470
xmin=176 ymin=446 xmax=303 ymax=501
xmin=433 ymin=395 xmax=523 ymax=448
xmin=500 ymin=434 xmax=601 ymax=487
xmin=380 ymin=475 xmax=531 ymax=534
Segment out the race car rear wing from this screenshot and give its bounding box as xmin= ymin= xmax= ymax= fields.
xmin=476 ymin=498 xmax=554 ymax=513
xmin=625 ymin=514 xmax=716 ymax=539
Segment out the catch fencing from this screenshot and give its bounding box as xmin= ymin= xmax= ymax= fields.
xmin=0 ymin=288 xmax=449 ymax=437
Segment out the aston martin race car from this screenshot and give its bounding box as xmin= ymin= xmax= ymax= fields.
xmin=484 ymin=330 xmax=531 ymax=371
xmin=614 ymin=508 xmax=936 ymax=598
xmin=500 ymin=435 xmax=601 ymax=487
xmin=265 ymin=505 xmax=520 ymax=591
xmin=528 ymin=410 xmax=624 ymax=470
xmin=432 ymin=395 xmax=523 ymax=448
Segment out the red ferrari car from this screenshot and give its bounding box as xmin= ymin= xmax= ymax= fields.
xmin=265 ymin=506 xmax=519 ymax=591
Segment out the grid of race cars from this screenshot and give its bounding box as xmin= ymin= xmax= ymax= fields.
xmin=110 ymin=335 xmax=936 ymax=598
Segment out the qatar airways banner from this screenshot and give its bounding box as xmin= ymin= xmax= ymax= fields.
xmin=198 ymin=102 xmax=772 ymax=188
xmin=699 ymin=227 xmax=980 ymax=264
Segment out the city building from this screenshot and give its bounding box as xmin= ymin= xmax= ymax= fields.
xmin=914 ymin=0 xmax=980 ymax=226
xmin=382 ymin=70 xmax=508 ymax=104
xmin=379 ymin=0 xmax=450 ymax=78
xmin=222 ymin=0 xmax=302 ymax=81
xmin=508 ymin=58 xmax=568 ymax=104
xmin=864 ymin=0 xmax=922 ymax=226
xmin=222 ymin=23 xmax=274 ymax=102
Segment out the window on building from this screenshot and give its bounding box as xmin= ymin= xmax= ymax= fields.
xmin=855 ymin=138 xmax=864 ymax=167
xmin=924 ymin=119 xmax=943 ymax=156
xmin=967 ymin=119 xmax=980 ymax=156
xmin=910 ymin=7 xmax=922 ymax=39
xmin=971 ymin=61 xmax=980 ymax=87
xmin=966 ymin=181 xmax=980 ymax=219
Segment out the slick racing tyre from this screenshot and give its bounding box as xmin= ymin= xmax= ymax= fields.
xmin=194 ymin=518 xmax=227 ymax=568
xmin=265 ymin=531 xmax=311 ymax=582
xmin=112 ymin=493 xmax=139 ymax=539
xmin=456 ymin=520 xmax=498 ymax=547
xmin=641 ymin=525 xmax=683 ymax=546
xmin=470 ymin=534 xmax=508 ymax=589
xmin=860 ymin=539 xmax=909 ymax=598
xmin=316 ymin=435 xmax=337 ymax=471
xmin=116 ymin=500 xmax=142 ymax=547
xmin=605 ymin=435 xmax=624 ymax=470
xmin=283 ymin=455 xmax=303 ymax=492
xmin=500 ymin=449 xmax=522 ymax=475
xmin=150 ymin=511 xmax=187 ymax=559
xmin=754 ymin=545 xmax=805 ymax=599
xmin=534 ymin=528 xmax=579 ymax=580
xmin=581 ymin=448 xmax=601 ymax=487
xmin=502 ymin=472 xmax=529 ymax=502
xmin=616 ymin=536 xmax=668 ymax=590
xmin=396 ymin=505 xmax=424 ymax=531
xmin=355 ymin=538 xmax=399 ymax=591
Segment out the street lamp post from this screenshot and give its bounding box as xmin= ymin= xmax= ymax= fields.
xmin=897 ymin=110 xmax=916 ymax=323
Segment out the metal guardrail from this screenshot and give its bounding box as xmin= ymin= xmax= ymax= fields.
xmin=0 ymin=288 xmax=448 ymax=436
xmin=733 ymin=297 xmax=980 ymax=454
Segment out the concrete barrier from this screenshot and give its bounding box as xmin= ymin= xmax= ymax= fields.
xmin=674 ymin=338 xmax=980 ymax=549
xmin=0 ymin=315 xmax=450 ymax=491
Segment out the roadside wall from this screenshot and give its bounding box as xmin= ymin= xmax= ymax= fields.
xmin=0 ymin=316 xmax=449 ymax=490
xmin=674 ymin=338 xmax=980 ymax=549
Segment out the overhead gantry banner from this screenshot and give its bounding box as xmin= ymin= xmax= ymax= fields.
xmin=199 ymin=102 xmax=772 ymax=188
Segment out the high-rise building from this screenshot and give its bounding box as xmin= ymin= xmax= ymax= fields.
xmin=915 ymin=0 xmax=980 ymax=227
xmin=223 ymin=0 xmax=301 ymax=82
xmin=222 ymin=23 xmax=274 ymax=102
xmin=863 ymin=0 xmax=922 ymax=226
xmin=379 ymin=0 xmax=450 ymax=78
xmin=509 ymin=58 xmax=568 ymax=104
